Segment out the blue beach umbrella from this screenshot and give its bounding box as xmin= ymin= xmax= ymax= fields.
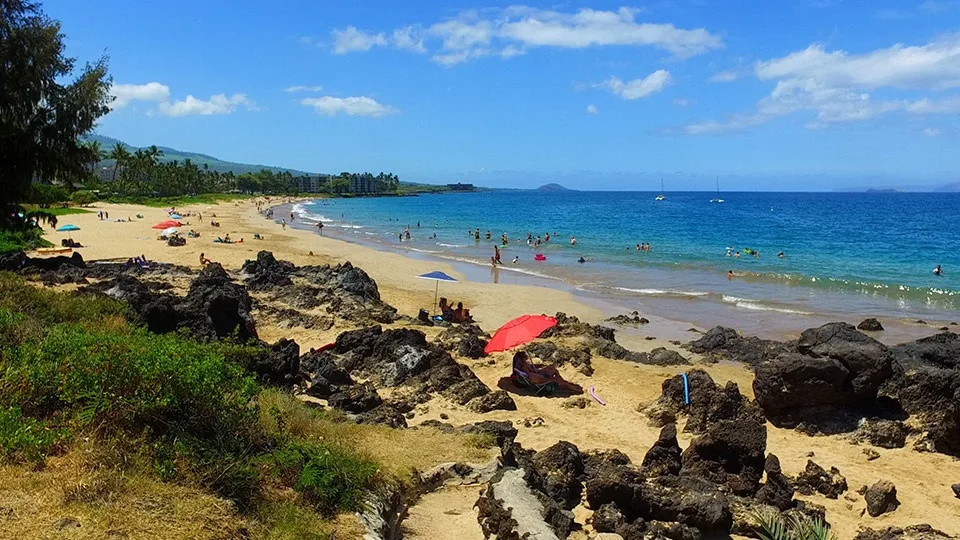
xmin=56 ymin=224 xmax=80 ymax=232
xmin=417 ymin=271 xmax=457 ymax=312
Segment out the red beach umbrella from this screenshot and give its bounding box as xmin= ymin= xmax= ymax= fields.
xmin=152 ymin=220 xmax=182 ymax=229
xmin=484 ymin=314 xmax=557 ymax=354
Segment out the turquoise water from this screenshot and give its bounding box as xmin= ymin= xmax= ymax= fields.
xmin=288 ymin=191 xmax=959 ymax=326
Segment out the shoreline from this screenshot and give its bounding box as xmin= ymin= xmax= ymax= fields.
xmin=269 ymin=199 xmax=950 ymax=344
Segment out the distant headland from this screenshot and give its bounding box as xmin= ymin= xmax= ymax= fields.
xmin=536 ymin=183 xmax=572 ymax=192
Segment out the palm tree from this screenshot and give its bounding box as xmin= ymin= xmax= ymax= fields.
xmin=85 ymin=140 xmax=104 ymax=174
xmin=108 ymin=143 xmax=129 ymax=183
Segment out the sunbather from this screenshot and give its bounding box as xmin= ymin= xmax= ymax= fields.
xmin=512 ymin=351 xmax=581 ymax=393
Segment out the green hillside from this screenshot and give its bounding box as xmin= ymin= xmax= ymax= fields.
xmin=86 ymin=134 xmax=312 ymax=176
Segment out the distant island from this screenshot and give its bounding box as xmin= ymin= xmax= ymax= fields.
xmin=536 ymin=183 xmax=572 ymax=192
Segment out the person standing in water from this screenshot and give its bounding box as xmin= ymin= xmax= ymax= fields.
xmin=494 ymin=245 xmax=502 ymax=265
xmin=316 ymin=221 xmax=324 ymax=235
xmin=570 ymin=236 xmax=577 ymax=246
xmin=934 ymin=264 xmax=943 ymax=276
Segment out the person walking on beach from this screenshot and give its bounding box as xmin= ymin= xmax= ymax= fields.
xmin=281 ymin=219 xmax=286 ymax=230
xmin=316 ymin=221 xmax=324 ymax=235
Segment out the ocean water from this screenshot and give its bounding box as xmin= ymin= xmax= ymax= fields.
xmin=286 ymin=191 xmax=960 ymax=334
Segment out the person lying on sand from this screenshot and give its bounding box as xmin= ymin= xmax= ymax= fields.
xmin=512 ymin=351 xmax=582 ymax=393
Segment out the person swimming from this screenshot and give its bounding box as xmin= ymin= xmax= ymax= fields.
xmin=934 ymin=264 xmax=943 ymax=276
xmin=728 ymin=270 xmax=734 ymax=280
xmin=578 ymin=256 xmax=586 ymax=263
xmin=778 ymin=251 xmax=785 ymax=258
xmin=512 ymin=256 xmax=519 ymax=264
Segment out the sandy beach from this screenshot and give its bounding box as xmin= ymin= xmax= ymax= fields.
xmin=33 ymin=198 xmax=960 ymax=539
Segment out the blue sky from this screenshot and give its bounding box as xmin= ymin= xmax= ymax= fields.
xmin=48 ymin=0 xmax=960 ymax=190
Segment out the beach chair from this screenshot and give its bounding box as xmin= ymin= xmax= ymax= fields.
xmin=511 ymin=368 xmax=559 ymax=396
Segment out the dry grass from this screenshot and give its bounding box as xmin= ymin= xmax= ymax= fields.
xmin=0 ymin=453 xmax=252 ymax=540
xmin=257 ymin=390 xmax=496 ymax=479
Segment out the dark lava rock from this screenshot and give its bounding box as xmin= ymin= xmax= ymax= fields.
xmin=854 ymin=419 xmax=908 ymax=449
xmin=685 ymin=326 xmax=791 ymax=367
xmin=795 ymin=322 xmax=893 ymax=399
xmin=437 ymin=323 xmax=490 ymax=359
xmin=643 ymin=369 xmax=760 ymax=435
xmin=755 ymin=454 xmax=795 ymax=511
xmin=300 ymin=350 xmax=353 ymax=387
xmin=952 ymin=483 xmax=960 ymax=499
xmin=644 ymin=520 xmax=703 ymax=540
xmin=641 ymin=423 xmax=682 ymax=477
xmin=858 ymin=318 xmax=884 ymax=332
xmin=458 ymin=420 xmax=518 ymax=447
xmin=591 ymin=503 xmax=625 ymax=533
xmin=293 ymin=261 xmax=397 ymax=323
xmin=523 ymin=341 xmax=594 ymax=376
xmin=854 ymin=524 xmax=955 ymax=540
xmin=864 ymin=480 xmax=899 ymax=517
xmin=680 ymin=406 xmax=767 ymax=496
xmin=879 ymin=352 xmax=960 ymax=456
xmin=356 ymin=402 xmax=407 ymax=428
xmin=334 ymin=325 xmax=382 ymax=356
xmin=241 ymin=250 xmax=295 ymax=290
xmin=582 ymin=449 xmax=633 ymax=480
xmin=639 ymin=476 xmax=733 ymax=533
xmin=327 ymin=382 xmax=382 ymax=414
xmin=540 ymin=312 xmax=616 ymax=342
xmin=249 ymin=338 xmax=301 ymax=386
xmin=794 ymin=460 xmax=848 ymax=499
xmin=179 ymin=263 xmax=258 ymax=342
xmin=467 ymin=390 xmax=517 ymax=413
xmin=606 ymin=311 xmax=649 ymax=325
xmin=641 ymin=347 xmax=690 ymax=366
xmin=892 ymin=332 xmax=960 ymax=371
xmin=529 ymin=441 xmax=585 ymax=510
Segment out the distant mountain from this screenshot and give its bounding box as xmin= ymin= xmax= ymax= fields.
xmin=85 ymin=134 xmax=312 ymax=176
xmin=536 ymin=183 xmax=572 ymax=192
xmin=934 ymin=182 xmax=960 ymax=193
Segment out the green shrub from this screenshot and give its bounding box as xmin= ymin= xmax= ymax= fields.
xmin=71 ymin=190 xmax=98 ymax=206
xmin=0 ymin=406 xmax=64 ymax=463
xmin=271 ymin=441 xmax=378 ymax=514
xmin=0 ymin=229 xmax=51 ymax=254
xmin=0 ymin=273 xmax=126 ymax=326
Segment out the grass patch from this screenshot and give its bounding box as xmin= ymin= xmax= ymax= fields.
xmin=106 ymin=193 xmax=252 ymax=208
xmin=0 ymin=229 xmax=52 ymax=254
xmin=22 ymin=205 xmax=92 ymax=216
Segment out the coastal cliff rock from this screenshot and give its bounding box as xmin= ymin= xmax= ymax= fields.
xmin=685 ymin=326 xmax=791 ymax=367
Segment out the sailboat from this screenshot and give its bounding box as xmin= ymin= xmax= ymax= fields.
xmin=710 ymin=177 xmax=725 ymax=203
xmin=655 ymin=177 xmax=666 ymax=201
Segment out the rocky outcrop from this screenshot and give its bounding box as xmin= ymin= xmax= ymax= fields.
xmin=605 ymin=312 xmax=649 ymax=325
xmin=755 ymin=454 xmax=795 ymax=511
xmin=86 ymin=263 xmax=258 ymax=342
xmin=752 ymin=323 xmax=894 ymax=430
xmin=680 ymin=405 xmax=767 ymax=496
xmin=864 ymin=480 xmax=899 ymax=517
xmin=241 ymin=251 xmax=397 ymax=323
xmin=437 ymin=324 xmax=490 ymax=359
xmin=853 ymin=419 xmax=908 ymax=449
xmin=476 ymin=468 xmax=571 ymax=540
xmin=858 ymin=318 xmax=884 ymax=332
xmin=327 ymin=382 xmax=383 ymax=414
xmin=528 ymin=441 xmax=585 ymax=510
xmin=468 ymin=390 xmax=518 ymax=413
xmin=247 ymin=338 xmax=301 ymax=387
xmin=641 ymin=424 xmax=682 ymax=477
xmin=523 ymin=341 xmax=594 ymax=376
xmin=794 ymin=460 xmax=848 ymax=499
xmin=642 ymin=370 xmax=761 ymax=435
xmin=854 ymin=525 xmax=954 ymax=540
xmin=685 ymin=326 xmax=791 ymax=367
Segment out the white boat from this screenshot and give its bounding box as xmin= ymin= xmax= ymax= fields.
xmin=655 ymin=177 xmax=666 ymax=201
xmin=710 ymin=177 xmax=724 ymax=203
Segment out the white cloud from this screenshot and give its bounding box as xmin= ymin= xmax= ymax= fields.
xmin=110 ymin=82 xmax=170 ymax=108
xmin=922 ymin=127 xmax=942 ymax=136
xmin=709 ymin=71 xmax=739 ymax=83
xmin=157 ymin=94 xmax=256 ymax=117
xmin=684 ymin=35 xmax=960 ymax=134
xmin=332 ymin=26 xmax=387 ymax=54
xmin=334 ymin=7 xmax=721 ymax=65
xmin=586 ymin=104 xmax=599 ymax=114
xmin=284 ymin=85 xmax=323 ymax=93
xmin=601 ymin=70 xmax=671 ymax=99
xmin=301 ymin=96 xmax=398 ymax=117
xmin=672 ymin=98 xmax=690 ymax=106
xmin=392 ymin=25 xmax=427 ymax=53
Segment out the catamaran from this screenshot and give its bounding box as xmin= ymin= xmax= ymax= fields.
xmin=710 ymin=177 xmax=724 ymax=203
xmin=655 ymin=177 xmax=666 ymax=201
